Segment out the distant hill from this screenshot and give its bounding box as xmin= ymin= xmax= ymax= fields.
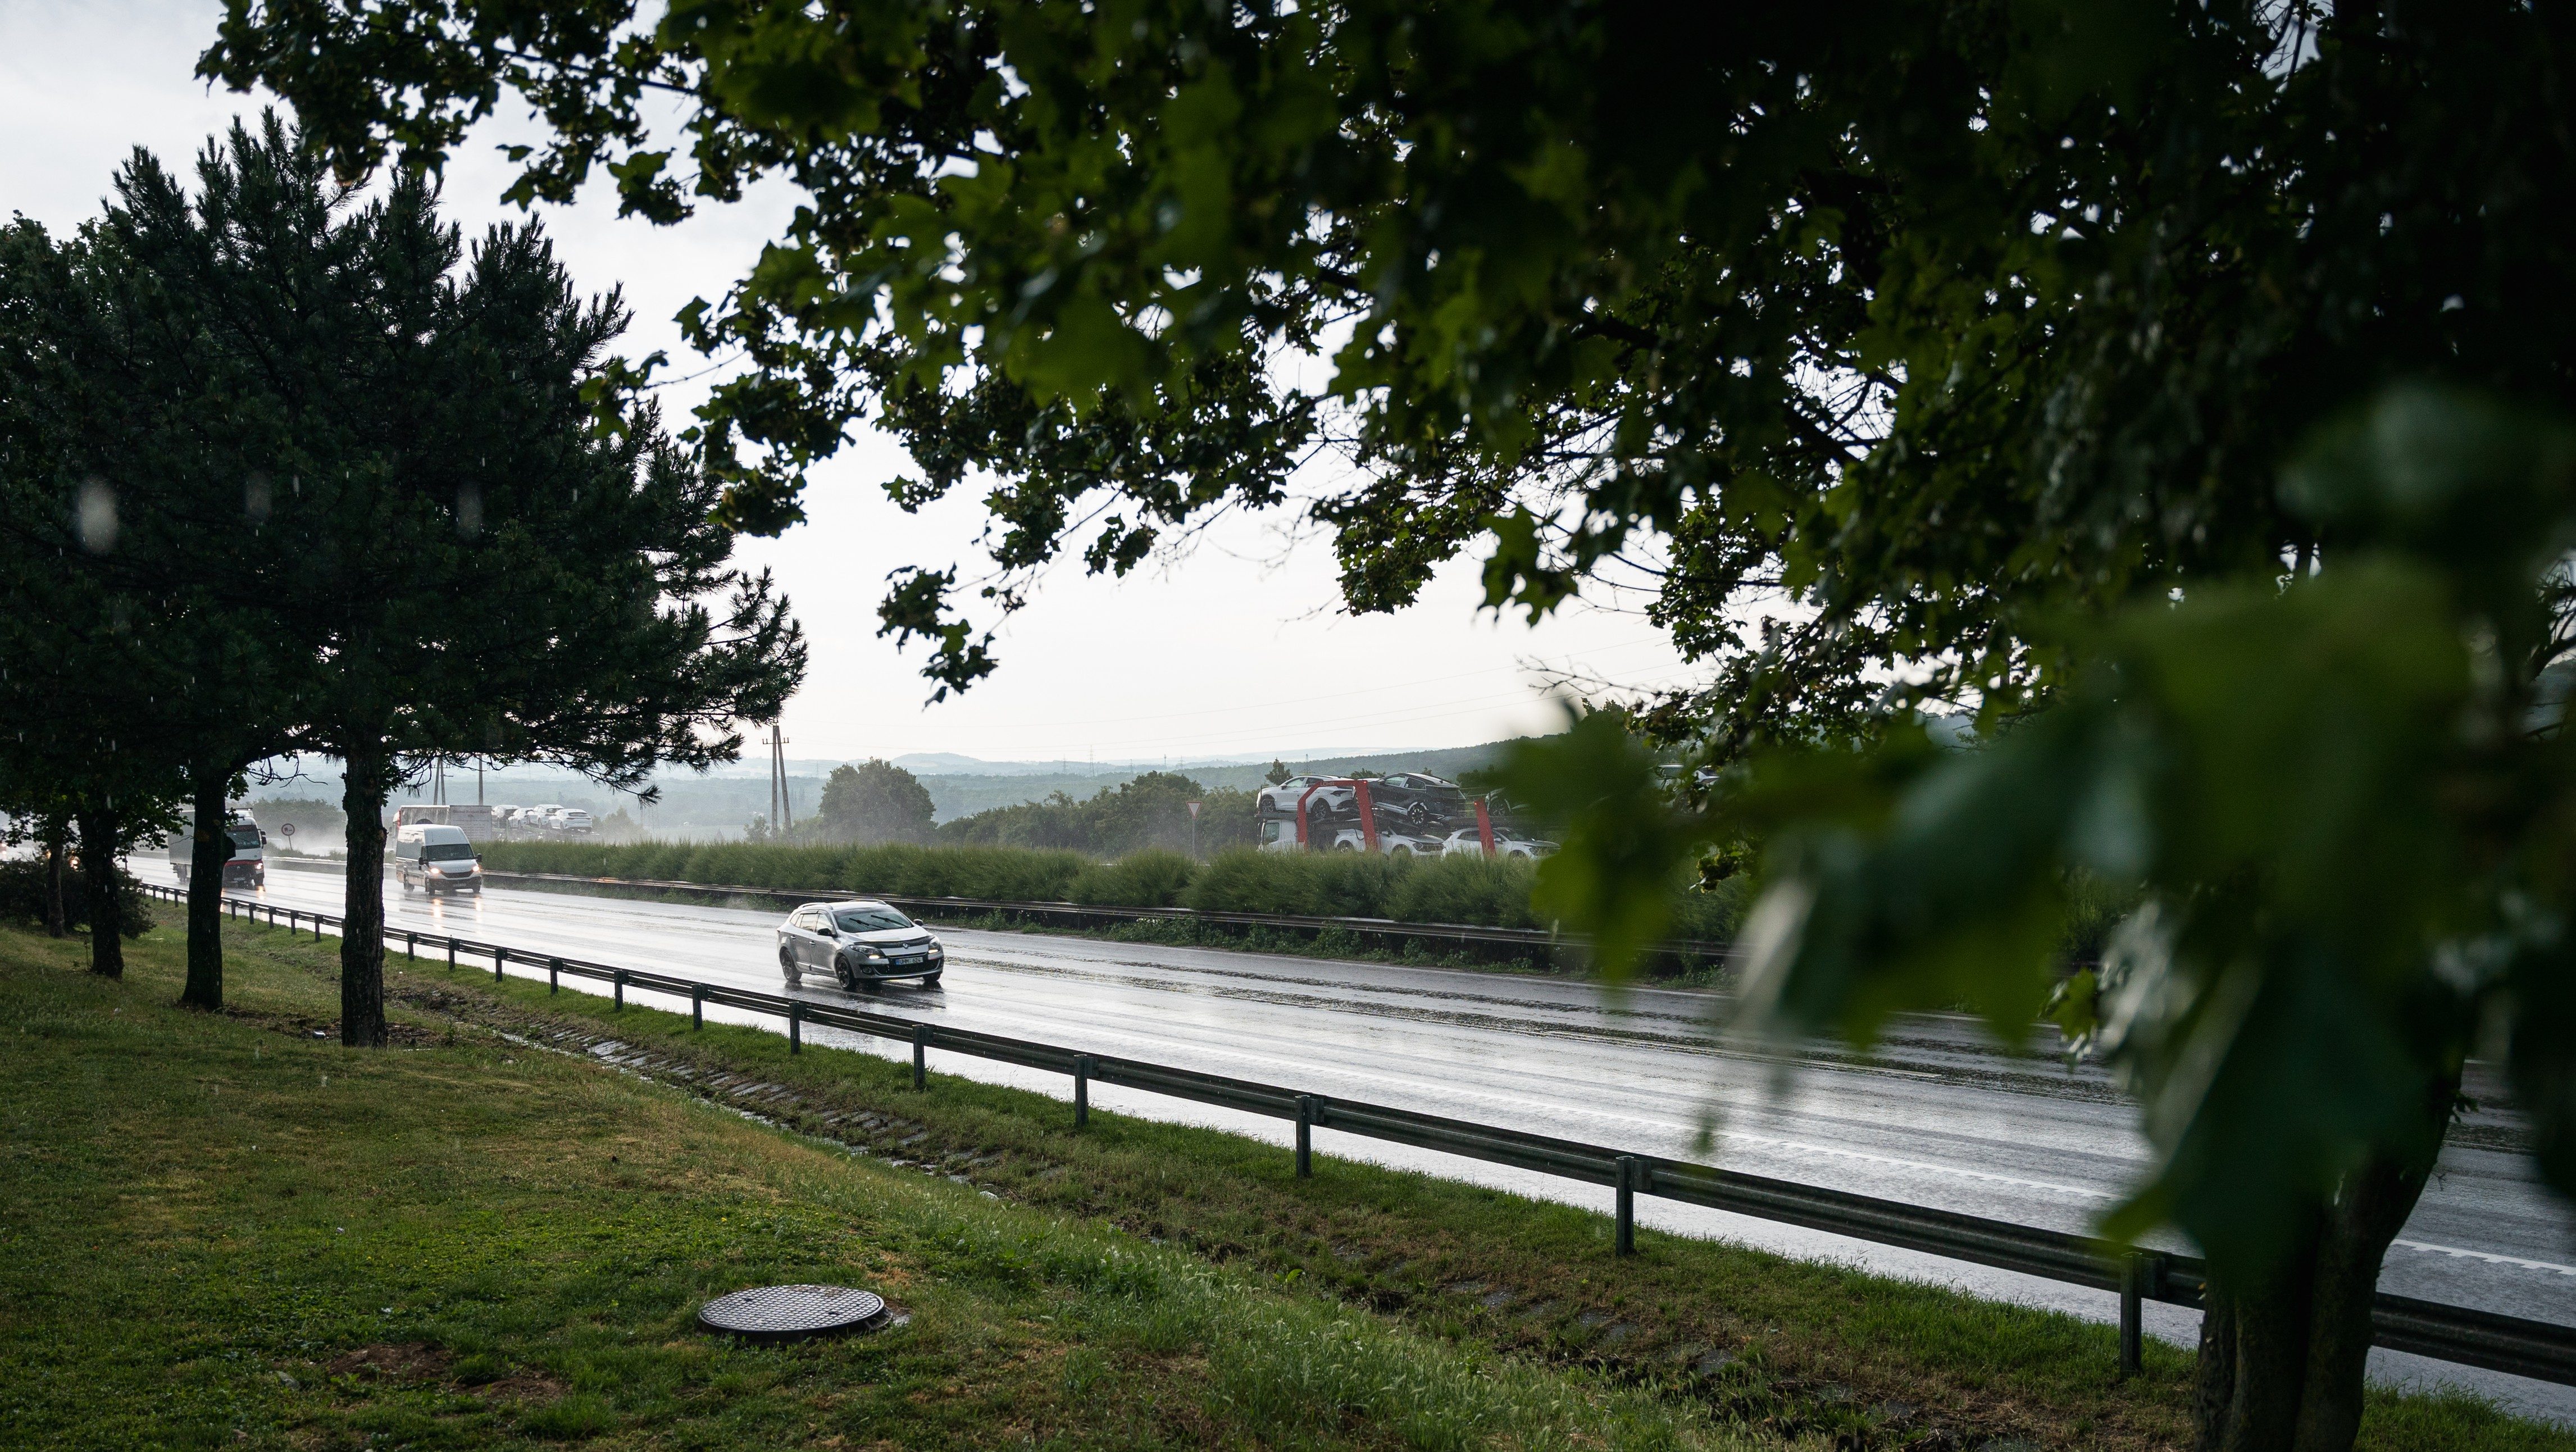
xmin=914 ymin=741 xmax=1527 ymax=822
xmin=242 ymin=738 xmax=1536 ymax=831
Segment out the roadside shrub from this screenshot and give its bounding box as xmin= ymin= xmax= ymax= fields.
xmin=840 ymin=842 xmax=1091 ymax=900
xmin=1181 ymin=849 xmax=1403 ymax=918
xmin=1667 ymin=877 xmax=1750 ymax=944
xmin=2059 ymin=870 xmax=2139 ymax=963
xmin=0 ymin=859 xmax=155 ymax=937
xmin=1378 ymin=855 xmax=1543 ymax=928
xmin=1068 ymin=849 xmax=1196 ymax=907
xmin=482 ymin=837 xmax=1746 ymax=948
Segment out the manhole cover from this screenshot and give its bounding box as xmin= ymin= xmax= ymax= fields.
xmin=697 ymin=1284 xmax=888 ymax=1342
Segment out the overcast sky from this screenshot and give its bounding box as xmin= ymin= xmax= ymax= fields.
xmin=0 ymin=1 xmax=1695 ymax=767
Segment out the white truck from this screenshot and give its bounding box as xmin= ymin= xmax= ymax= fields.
xmin=169 ymin=808 xmax=266 ymax=887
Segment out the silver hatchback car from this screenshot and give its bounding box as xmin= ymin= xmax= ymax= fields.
xmin=777 ymin=900 xmax=945 ymax=990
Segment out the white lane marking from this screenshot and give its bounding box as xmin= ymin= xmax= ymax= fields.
xmin=2391 ymin=1240 xmax=2576 ymax=1277
xmin=1712 ymin=1130 xmax=2119 ymax=1201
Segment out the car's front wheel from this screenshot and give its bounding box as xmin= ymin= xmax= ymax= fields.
xmin=920 ymin=972 xmax=943 ymax=989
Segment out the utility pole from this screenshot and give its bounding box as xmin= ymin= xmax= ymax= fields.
xmin=766 ymin=721 xmax=792 ymax=831
xmin=477 ymin=759 xmax=484 ymax=805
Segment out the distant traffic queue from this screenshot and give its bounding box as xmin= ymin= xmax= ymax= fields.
xmin=1251 ymin=772 xmax=1554 ymax=859
xmin=389 ymin=802 xmax=593 ymax=841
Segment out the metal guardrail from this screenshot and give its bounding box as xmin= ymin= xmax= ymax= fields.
xmin=145 ymin=879 xmax=2576 ymax=1387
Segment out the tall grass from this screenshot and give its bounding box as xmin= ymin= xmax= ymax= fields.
xmin=482 ymin=838 xmax=1747 ymax=941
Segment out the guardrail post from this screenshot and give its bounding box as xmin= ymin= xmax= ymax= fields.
xmin=690 ymin=983 xmax=703 ymax=1029
xmin=789 ymin=1002 xmax=802 ymax=1054
xmin=613 ymin=968 xmax=626 ymax=1011
xmin=1614 ymin=1155 xmax=1640 ymax=1256
xmin=404 ymin=931 xmax=415 ymax=960
xmin=912 ymin=1023 xmax=927 ymax=1090
xmin=549 ymin=957 xmax=561 ymax=994
xmin=1074 ymin=1055 xmax=1091 ymax=1128
xmin=1295 ymin=1095 xmax=1316 ymax=1177
xmin=445 ymin=937 xmax=455 ymax=971
xmin=2119 ymin=1254 xmax=2147 ymax=1378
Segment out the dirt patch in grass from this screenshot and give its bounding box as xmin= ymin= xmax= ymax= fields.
xmin=324 ymin=1342 xmax=453 ymax=1383
xmin=219 ymin=1003 xmax=450 ymax=1048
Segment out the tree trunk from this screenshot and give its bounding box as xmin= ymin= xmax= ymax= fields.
xmin=2193 ymin=1074 xmax=2457 ymax=1452
xmin=339 ymin=747 xmax=393 ymax=1047
xmin=180 ymin=766 xmax=229 ymax=1010
xmin=74 ymin=804 xmax=124 ymax=979
xmin=42 ymin=826 xmax=67 ymax=937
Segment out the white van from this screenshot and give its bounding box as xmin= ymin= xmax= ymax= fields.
xmin=394 ymin=823 xmax=483 ymax=895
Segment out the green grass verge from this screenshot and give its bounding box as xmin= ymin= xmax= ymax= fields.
xmin=0 ymin=919 xmax=1799 ymax=1451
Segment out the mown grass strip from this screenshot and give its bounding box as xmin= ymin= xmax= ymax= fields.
xmin=163 ymin=907 xmax=2566 ymax=1451
xmin=0 ymin=920 xmax=1800 ymax=1451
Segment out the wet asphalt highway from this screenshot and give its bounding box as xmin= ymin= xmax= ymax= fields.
xmin=236 ymin=862 xmax=2576 ymax=1421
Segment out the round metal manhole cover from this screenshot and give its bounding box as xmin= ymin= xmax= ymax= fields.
xmin=697 ymin=1284 xmax=888 ymax=1341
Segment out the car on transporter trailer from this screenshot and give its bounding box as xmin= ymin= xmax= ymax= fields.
xmin=776 ymin=900 xmax=945 ymax=991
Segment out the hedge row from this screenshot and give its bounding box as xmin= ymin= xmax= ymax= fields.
xmin=0 ymin=860 xmax=157 ymax=938
xmin=477 ymin=839 xmax=1744 ymax=942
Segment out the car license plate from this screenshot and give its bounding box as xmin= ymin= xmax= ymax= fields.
xmin=888 ymin=955 xmax=921 ymax=966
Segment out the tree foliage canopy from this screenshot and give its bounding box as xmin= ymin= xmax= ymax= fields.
xmin=813 ymin=758 xmax=937 ymax=844
xmin=1 ymin=117 xmax=806 ymax=1032
xmin=208 ymin=2 xmax=2575 ymax=726
xmin=935 ymin=770 xmax=1250 ymax=857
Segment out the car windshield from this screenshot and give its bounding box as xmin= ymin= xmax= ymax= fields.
xmin=229 ymin=828 xmax=262 ymax=849
xmin=834 ymin=907 xmax=913 ymax=933
xmin=424 ymin=843 xmax=475 ymax=862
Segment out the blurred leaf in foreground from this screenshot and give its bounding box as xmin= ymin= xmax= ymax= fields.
xmin=1730 ymin=387 xmax=2576 ymax=1449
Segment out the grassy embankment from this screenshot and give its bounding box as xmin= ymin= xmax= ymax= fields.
xmin=7 ymin=907 xmax=2555 ymax=1451
xmin=478 ymin=840 xmax=1746 ymax=977
xmin=0 ymin=916 xmax=1801 ymax=1451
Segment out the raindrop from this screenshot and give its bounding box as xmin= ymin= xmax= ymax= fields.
xmin=76 ymin=479 xmax=117 ymax=552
